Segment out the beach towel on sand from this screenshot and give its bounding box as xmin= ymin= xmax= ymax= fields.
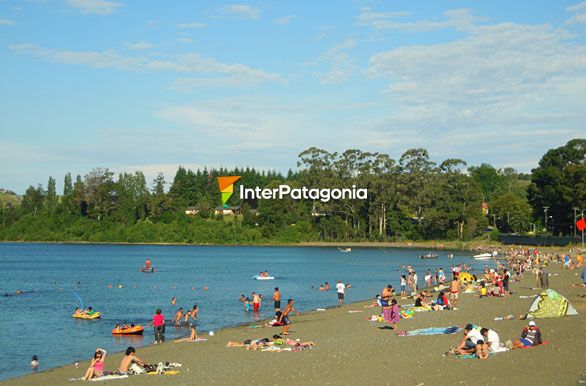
xmin=70 ymin=374 xmax=129 ymax=381
xmin=398 ymin=326 xmax=461 ymax=336
xmin=457 ymin=352 xmax=497 ymax=359
xmin=178 ymin=337 xmax=207 ymax=342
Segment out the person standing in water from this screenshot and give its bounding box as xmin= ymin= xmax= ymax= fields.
xmin=184 ymin=305 xmax=198 ymax=323
xmin=336 ymin=280 xmax=346 ymax=306
xmin=272 ymin=287 xmax=281 ymax=312
xmin=30 ymin=356 xmax=39 ymax=373
xmin=252 ymin=292 xmax=261 ymax=312
xmin=145 ymin=258 xmax=151 ymax=269
xmin=147 ymin=308 xmax=165 ymax=344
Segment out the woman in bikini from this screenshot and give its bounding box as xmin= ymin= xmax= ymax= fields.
xmin=82 ymin=348 xmax=107 ymax=380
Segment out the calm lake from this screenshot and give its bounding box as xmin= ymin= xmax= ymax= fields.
xmin=0 ymin=243 xmax=481 ymax=380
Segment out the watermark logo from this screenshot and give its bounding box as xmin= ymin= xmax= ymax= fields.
xmin=218 ymin=175 xmax=368 ymax=205
xmin=241 ymin=184 xmax=367 ymax=202
xmin=217 ymin=176 xmax=241 ymax=208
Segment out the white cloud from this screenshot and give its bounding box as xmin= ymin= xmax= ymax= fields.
xmin=214 ymin=4 xmax=259 ymax=20
xmin=177 ymin=37 xmax=193 ymax=43
xmin=11 ymin=43 xmax=286 ymax=87
xmin=566 ymin=1 xmax=586 ymax=24
xmin=0 ymin=18 xmax=16 ymax=25
xmin=366 ymin=23 xmax=586 ymax=107
xmin=305 ymin=38 xmax=357 ymax=84
xmin=359 ymin=17 xmax=586 ymax=169
xmin=357 ymin=7 xmax=479 ymax=32
xmin=128 ymin=41 xmax=155 ymax=51
xmin=568 ymin=1 xmax=586 ymax=12
xmin=65 ymin=0 xmax=122 ymax=15
xmin=175 ymin=21 xmax=206 ymax=29
xmin=274 ymin=14 xmax=294 ymax=25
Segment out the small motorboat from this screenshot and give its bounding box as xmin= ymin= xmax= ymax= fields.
xmin=338 ymin=247 xmax=352 ymax=253
xmin=112 ymin=325 xmax=144 ymax=335
xmin=254 ymin=275 xmax=275 ymax=280
xmin=420 ymin=253 xmax=438 ymax=259
xmin=73 ymin=312 xmax=101 ymax=319
xmin=473 ymin=253 xmax=492 ymax=260
xmin=140 ymin=267 xmax=154 ymax=273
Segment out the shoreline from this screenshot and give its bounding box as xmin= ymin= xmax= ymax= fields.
xmin=2 ymin=298 xmax=372 ymax=383
xmin=4 ymin=256 xmax=585 ymax=385
xmin=1 ymin=240 xmax=582 ymax=257
xmin=0 ymin=239 xmax=503 ymax=251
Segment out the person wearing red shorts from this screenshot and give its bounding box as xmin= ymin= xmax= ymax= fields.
xmin=252 ymin=292 xmax=261 ymax=312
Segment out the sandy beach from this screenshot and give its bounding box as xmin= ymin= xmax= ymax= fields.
xmin=4 ymin=258 xmax=585 ymax=386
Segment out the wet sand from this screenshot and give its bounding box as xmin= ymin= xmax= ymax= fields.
xmin=4 ymin=261 xmax=585 ymax=386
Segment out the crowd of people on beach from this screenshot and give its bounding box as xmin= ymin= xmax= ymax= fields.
xmin=364 ymin=247 xmax=576 ymax=359
xmin=45 ymin=246 xmax=583 ymax=381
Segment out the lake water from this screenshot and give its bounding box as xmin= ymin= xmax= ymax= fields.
xmin=0 ymin=243 xmax=483 ymax=380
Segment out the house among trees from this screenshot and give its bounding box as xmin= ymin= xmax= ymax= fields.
xmin=214 ymin=206 xmax=242 ymax=216
xmin=185 ymin=206 xmax=199 ymax=215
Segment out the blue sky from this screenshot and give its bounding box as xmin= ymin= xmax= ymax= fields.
xmin=1 ymin=0 xmax=585 ymax=193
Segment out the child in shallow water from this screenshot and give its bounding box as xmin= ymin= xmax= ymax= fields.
xmin=30 ymin=356 xmax=39 ymax=373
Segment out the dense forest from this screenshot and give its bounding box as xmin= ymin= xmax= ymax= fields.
xmin=0 ymin=139 xmax=584 ymax=244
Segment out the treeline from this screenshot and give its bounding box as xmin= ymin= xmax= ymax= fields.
xmin=0 ymin=139 xmax=584 ymax=243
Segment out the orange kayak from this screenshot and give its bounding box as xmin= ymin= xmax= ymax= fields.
xmin=112 ymin=325 xmax=144 ymax=335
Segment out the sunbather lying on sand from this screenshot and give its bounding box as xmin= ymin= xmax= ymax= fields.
xmin=226 ymin=336 xmax=315 ymax=350
xmin=226 ymin=338 xmax=270 ymax=350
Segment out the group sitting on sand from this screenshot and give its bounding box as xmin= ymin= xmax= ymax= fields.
xmin=447 ymin=321 xmax=544 ymax=359
xmin=82 ymin=347 xmax=149 ymax=380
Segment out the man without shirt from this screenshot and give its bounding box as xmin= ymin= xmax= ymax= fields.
xmin=118 ymin=347 xmax=146 ymax=374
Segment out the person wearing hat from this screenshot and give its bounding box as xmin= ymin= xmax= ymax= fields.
xmin=511 ymin=321 xmax=542 ymax=349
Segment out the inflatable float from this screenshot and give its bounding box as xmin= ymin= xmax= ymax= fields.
xmin=254 ymin=276 xmax=275 ymax=280
xmin=73 ymin=312 xmax=101 ymax=319
xmin=140 ymin=267 xmax=154 ymax=273
xmin=112 ymin=325 xmax=144 ymax=335
xmin=473 ymin=253 xmax=492 ymax=260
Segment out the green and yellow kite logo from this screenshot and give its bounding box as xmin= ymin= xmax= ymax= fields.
xmin=218 ymin=176 xmax=241 ymax=208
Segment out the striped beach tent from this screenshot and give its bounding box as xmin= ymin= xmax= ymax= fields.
xmin=528 ymin=289 xmax=578 ymax=318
